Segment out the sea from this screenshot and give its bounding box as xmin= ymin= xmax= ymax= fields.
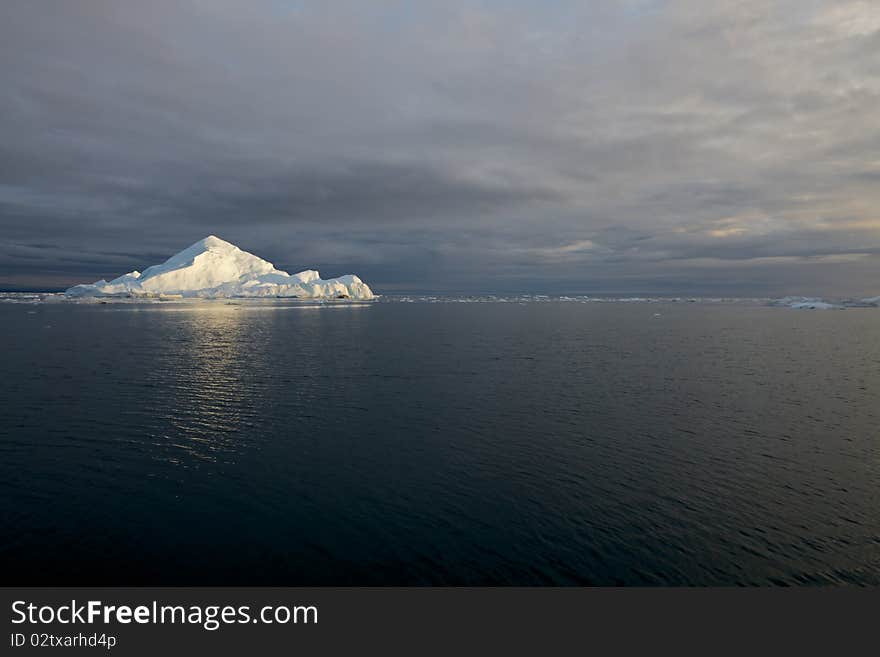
xmin=1 ymin=295 xmax=878 ymax=585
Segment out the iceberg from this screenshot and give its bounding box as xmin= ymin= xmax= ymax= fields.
xmin=65 ymin=236 xmax=375 ymax=300
xmin=770 ymin=296 xmax=837 ymax=309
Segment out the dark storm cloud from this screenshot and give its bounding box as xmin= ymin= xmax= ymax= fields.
xmin=3 ymin=0 xmax=880 ymax=293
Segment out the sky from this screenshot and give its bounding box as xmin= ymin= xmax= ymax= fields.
xmin=2 ymin=0 xmax=880 ymax=295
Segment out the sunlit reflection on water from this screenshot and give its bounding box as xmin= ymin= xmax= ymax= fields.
xmin=141 ymin=302 xmax=371 ymax=465
xmin=164 ymin=305 xmax=249 ymax=464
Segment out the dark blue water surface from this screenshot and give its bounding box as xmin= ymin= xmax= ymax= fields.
xmin=1 ymin=298 xmax=879 ymax=585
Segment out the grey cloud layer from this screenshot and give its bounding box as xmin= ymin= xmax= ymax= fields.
xmin=2 ymin=0 xmax=880 ymax=293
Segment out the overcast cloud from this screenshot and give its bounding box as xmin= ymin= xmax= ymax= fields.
xmin=2 ymin=0 xmax=880 ymax=294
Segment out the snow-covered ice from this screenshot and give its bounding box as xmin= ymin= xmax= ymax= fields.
xmin=65 ymin=236 xmax=375 ymax=300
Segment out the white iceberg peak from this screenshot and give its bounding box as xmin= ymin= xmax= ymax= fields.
xmin=66 ymin=236 xmax=375 ymax=300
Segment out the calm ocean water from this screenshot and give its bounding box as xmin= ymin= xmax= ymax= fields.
xmin=1 ymin=298 xmax=878 ymax=585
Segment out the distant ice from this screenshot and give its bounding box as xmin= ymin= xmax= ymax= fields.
xmin=4 ymin=287 xmax=880 ymax=309
xmin=770 ymin=296 xmax=839 ymax=310
xmin=769 ymin=295 xmax=880 ymax=309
